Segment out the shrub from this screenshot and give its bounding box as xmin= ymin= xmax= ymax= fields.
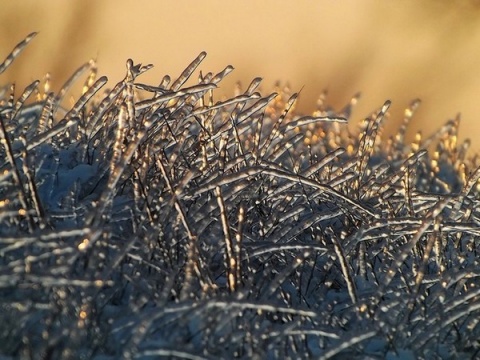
xmin=1 ymin=33 xmax=479 ymax=359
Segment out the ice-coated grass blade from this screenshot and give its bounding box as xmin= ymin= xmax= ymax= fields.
xmin=0 ymin=32 xmax=37 ymax=75
xmin=171 ymin=51 xmax=207 ymax=91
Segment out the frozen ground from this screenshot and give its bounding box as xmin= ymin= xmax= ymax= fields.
xmin=0 ymin=34 xmax=480 ymax=359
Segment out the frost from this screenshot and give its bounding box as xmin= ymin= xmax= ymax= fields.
xmin=0 ymin=34 xmax=480 ymax=359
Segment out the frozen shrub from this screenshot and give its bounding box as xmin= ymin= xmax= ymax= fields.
xmin=0 ymin=33 xmax=479 ymax=359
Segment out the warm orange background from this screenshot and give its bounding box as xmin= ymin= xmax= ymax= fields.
xmin=2 ymin=0 xmax=480 ymax=150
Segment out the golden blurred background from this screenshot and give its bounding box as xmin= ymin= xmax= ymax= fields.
xmin=2 ymin=0 xmax=480 ymax=150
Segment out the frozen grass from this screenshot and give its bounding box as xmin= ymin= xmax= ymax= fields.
xmin=1 ymin=33 xmax=480 ymax=359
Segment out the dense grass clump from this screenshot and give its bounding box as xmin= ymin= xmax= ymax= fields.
xmin=1 ymin=33 xmax=480 ymax=359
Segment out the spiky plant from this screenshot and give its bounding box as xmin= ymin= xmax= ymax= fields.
xmin=1 ymin=33 xmax=479 ymax=359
